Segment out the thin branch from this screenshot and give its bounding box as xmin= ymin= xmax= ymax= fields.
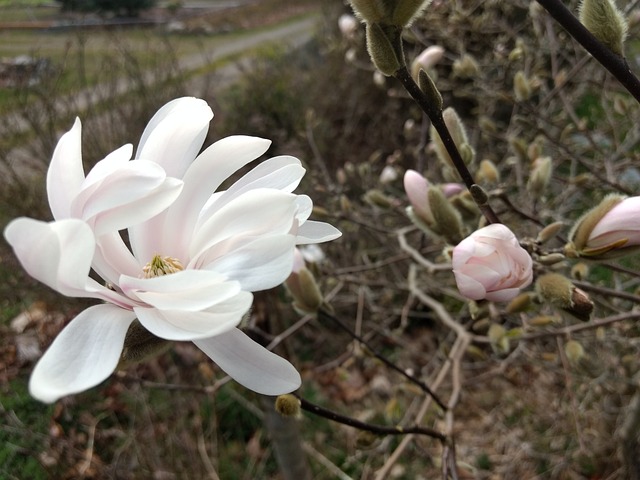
xmin=295 ymin=395 xmax=447 ymax=443
xmin=535 ymin=0 xmax=640 ymax=103
xmin=317 ymin=308 xmax=447 ymax=411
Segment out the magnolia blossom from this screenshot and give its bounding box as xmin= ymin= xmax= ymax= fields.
xmin=452 ymin=224 xmax=533 ymax=302
xmin=584 ymin=196 xmax=640 ymax=250
xmin=4 ymin=97 xmax=341 ymax=403
xmin=411 ymin=45 xmax=445 ymax=78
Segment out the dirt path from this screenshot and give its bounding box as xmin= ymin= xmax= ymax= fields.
xmin=0 ymin=13 xmax=319 ymax=183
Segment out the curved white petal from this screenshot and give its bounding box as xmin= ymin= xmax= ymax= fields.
xmin=294 ymin=195 xmax=313 ymax=224
xmin=201 ymin=235 xmax=296 ymax=291
xmin=29 ymin=304 xmax=136 ymax=403
xmin=81 ymin=144 xmax=133 ymax=189
xmin=189 ymin=189 xmax=297 ymax=261
xmin=194 ymin=328 xmax=301 ymax=395
xmin=119 ymin=270 xmax=240 ymax=311
xmin=47 ymin=118 xmax=85 ymax=220
xmin=295 ymin=220 xmax=342 ymax=244
xmin=4 ymin=217 xmax=94 ymax=295
xmin=134 ymin=291 xmax=252 ymax=341
xmin=136 ymin=97 xmax=212 ymax=178
xmin=92 ymin=232 xmax=141 ymax=285
xmin=159 ymin=135 xmax=271 ymax=258
xmin=198 ymin=156 xmax=304 ymax=221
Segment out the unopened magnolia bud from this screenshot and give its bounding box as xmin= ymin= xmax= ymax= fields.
xmin=469 ymin=184 xmax=489 ymax=206
xmin=287 ymin=268 xmax=324 ymax=314
xmin=391 ymin=0 xmax=433 ymax=27
xmin=348 ymin=0 xmax=386 ymax=23
xmin=428 ymin=187 xmax=464 ymax=244
xmin=477 ymin=159 xmax=500 ymax=184
xmin=452 ymin=54 xmax=479 ymax=78
xmin=514 ymin=70 xmax=532 ymax=101
xmin=119 ymin=321 xmax=171 ymax=368
xmin=537 ymin=221 xmax=564 ymax=244
xmin=506 ymin=292 xmax=532 ymax=313
xmin=527 ymin=156 xmax=553 ymax=195
xmin=365 ymin=23 xmax=404 ymax=76
xmin=418 ymin=69 xmax=443 ymax=111
xmin=566 ymin=194 xmax=639 ymax=259
xmin=431 ymin=107 xmax=474 ymax=167
xmin=411 ymin=45 xmax=445 ymax=79
xmin=529 ymin=315 xmax=561 ymax=326
xmin=364 ymin=188 xmax=393 ymax=208
xmin=275 ymin=394 xmax=301 ymax=418
xmin=535 ymin=273 xmax=594 ymax=321
xmin=488 ymin=323 xmax=510 ymax=355
xmin=571 ymin=262 xmax=590 ymax=280
xmin=537 ymin=253 xmax=566 ymax=265
xmin=564 ymin=339 xmax=585 ymax=364
xmin=579 ymin=0 xmax=628 ymax=56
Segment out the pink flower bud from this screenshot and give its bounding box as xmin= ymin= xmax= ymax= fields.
xmin=452 ymin=224 xmax=533 ymax=302
xmin=403 ymin=169 xmax=434 ymax=225
xmin=585 ymin=196 xmax=640 ymax=250
xmin=440 ymin=182 xmax=465 ymax=198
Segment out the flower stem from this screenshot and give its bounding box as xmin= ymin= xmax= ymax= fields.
xmin=317 ymin=308 xmax=447 ymax=411
xmin=295 ymin=394 xmax=447 ymax=443
xmin=393 ymin=65 xmax=500 ymax=225
xmin=535 ymin=0 xmax=640 ymax=103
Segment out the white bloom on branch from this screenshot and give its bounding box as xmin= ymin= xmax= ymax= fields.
xmin=4 ymin=97 xmax=341 ymax=403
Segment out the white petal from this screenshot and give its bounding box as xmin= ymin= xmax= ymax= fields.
xmin=47 ymin=118 xmax=85 ymax=220
xmin=202 ymin=235 xmax=297 ymax=291
xmin=136 ymin=97 xmax=212 ymax=178
xmin=4 ymin=217 xmax=95 ymax=295
xmin=295 ymin=221 xmax=342 ymax=244
xmin=81 ymin=144 xmax=133 ymax=189
xmin=92 ymin=232 xmax=141 ymax=285
xmin=194 ymin=329 xmax=301 ymax=395
xmin=29 ymin=304 xmax=136 ymax=403
xmin=189 ymin=189 xmax=297 ymax=262
xmin=119 ymin=270 xmax=240 ymax=311
xmin=159 ymin=135 xmax=271 ymax=258
xmin=134 ymin=291 xmax=252 ymax=341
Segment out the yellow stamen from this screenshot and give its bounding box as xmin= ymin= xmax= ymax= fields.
xmin=142 ymin=255 xmax=184 ymax=278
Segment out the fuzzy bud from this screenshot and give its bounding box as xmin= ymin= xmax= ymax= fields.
xmin=418 ymin=69 xmax=443 ymax=111
xmin=514 ymin=70 xmax=532 ymax=101
xmin=365 ymin=23 xmax=404 ymax=76
xmin=535 ymin=273 xmax=594 ymax=321
xmin=285 ymin=249 xmax=324 ymax=314
xmin=579 ymin=0 xmax=628 ymax=56
xmin=564 ymin=339 xmax=585 ymax=364
xmin=119 ymin=321 xmax=171 ymax=368
xmin=452 ymin=54 xmax=479 ymax=78
xmin=527 ymin=156 xmax=553 ymax=196
xmin=431 ymin=107 xmax=475 ymax=168
xmin=477 ymin=159 xmax=500 ymax=184
xmin=506 ymin=292 xmax=532 ymax=314
xmin=428 ymin=186 xmax=464 ymax=244
xmin=571 ymin=262 xmax=590 ymax=280
xmin=536 ymin=221 xmax=564 ymax=244
xmin=364 ymin=188 xmax=393 ymax=209
xmin=488 ymin=323 xmax=510 ymax=355
xmin=275 ymin=394 xmax=302 ymax=418
xmin=411 ymin=45 xmax=445 ymax=79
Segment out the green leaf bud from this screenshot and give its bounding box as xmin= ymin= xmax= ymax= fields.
xmin=579 ymin=0 xmax=628 ymax=56
xmin=428 ymin=186 xmax=464 ymax=244
xmin=349 ymin=0 xmax=387 ymax=23
xmin=431 ymin=107 xmax=474 ymax=168
xmin=365 ymin=23 xmax=404 ymax=76
xmin=417 ymin=69 xmax=443 ymax=111
xmin=391 ymin=0 xmax=433 ymax=27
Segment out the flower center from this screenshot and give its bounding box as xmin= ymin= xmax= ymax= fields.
xmin=142 ymin=255 xmax=184 ymax=278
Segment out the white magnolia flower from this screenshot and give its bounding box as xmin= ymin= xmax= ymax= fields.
xmin=4 ymin=97 xmax=341 ymax=403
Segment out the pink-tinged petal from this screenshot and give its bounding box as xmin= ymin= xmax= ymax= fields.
xmin=135 ymin=97 xmax=212 ymax=178
xmin=29 ymin=304 xmax=136 ymax=403
xmin=452 ymin=271 xmax=487 ymax=300
xmin=47 ymin=118 xmax=85 ymax=220
xmin=119 ymin=270 xmax=240 ymax=311
xmin=589 ymin=197 xmax=640 ymax=247
xmin=92 ymin=232 xmax=142 ymax=285
xmin=189 ymin=189 xmax=297 ymax=261
xmin=403 ymin=169 xmax=433 ymax=223
xmin=201 ymin=235 xmax=297 ymax=291
xmin=295 ymin=220 xmax=342 ymax=245
xmin=134 ymin=291 xmax=252 ymax=341
xmin=158 ymin=135 xmax=271 ymax=258
xmin=485 ymin=288 xmax=521 ymax=302
xmin=194 ymin=328 xmax=301 ymax=395
xmin=4 ymin=218 xmax=94 ymax=295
